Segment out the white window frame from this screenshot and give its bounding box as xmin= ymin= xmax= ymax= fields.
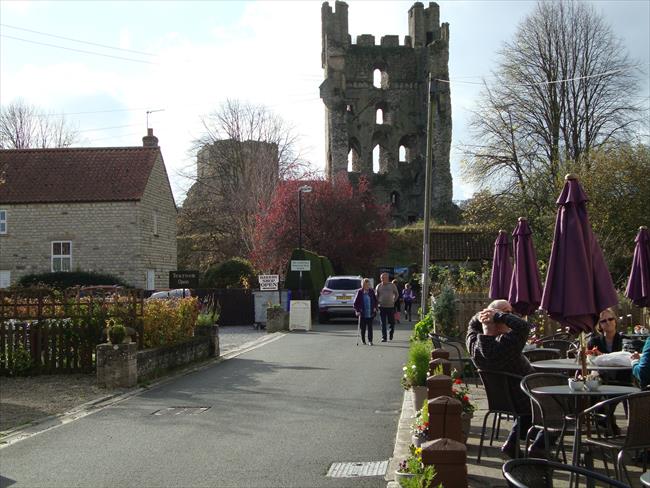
xmin=51 ymin=241 xmax=72 ymax=272
xmin=0 ymin=209 xmax=6 ymax=234
xmin=0 ymin=271 xmax=10 ymax=289
xmin=153 ymin=211 xmax=159 ymax=236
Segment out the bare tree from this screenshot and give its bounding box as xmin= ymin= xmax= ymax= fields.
xmin=462 ymin=1 xmax=643 ymax=192
xmin=179 ymin=99 xmax=311 ymax=269
xmin=0 ymin=99 xmax=78 ymax=149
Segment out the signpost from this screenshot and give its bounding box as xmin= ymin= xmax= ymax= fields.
xmin=169 ymin=271 xmax=199 ymax=289
xmin=258 ymin=274 xmax=279 ymax=291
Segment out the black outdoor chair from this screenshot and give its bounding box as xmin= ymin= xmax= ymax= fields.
xmin=520 ymin=373 xmax=574 ymax=462
xmin=576 ymin=391 xmax=650 ymax=486
xmin=476 ymin=369 xmax=525 ymax=463
xmin=502 ymin=458 xmax=629 ymax=488
xmin=537 ymin=339 xmax=574 ymax=358
xmin=523 ymin=349 xmax=562 ymax=362
xmin=429 ymin=332 xmax=478 ymax=385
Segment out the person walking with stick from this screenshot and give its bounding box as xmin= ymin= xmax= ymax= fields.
xmin=353 ymin=278 xmax=377 ymax=346
xmin=376 ymin=272 xmax=399 ymax=342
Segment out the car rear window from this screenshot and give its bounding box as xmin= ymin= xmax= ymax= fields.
xmin=326 ymin=278 xmax=361 ymax=290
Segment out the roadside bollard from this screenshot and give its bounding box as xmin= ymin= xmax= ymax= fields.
xmin=429 ymin=357 xmax=451 ymax=376
xmin=421 ymin=438 xmax=468 ymax=488
xmin=426 ymin=396 xmax=462 ymax=442
xmin=430 ymin=348 xmax=450 ymax=361
xmin=426 ymin=373 xmax=452 ymax=399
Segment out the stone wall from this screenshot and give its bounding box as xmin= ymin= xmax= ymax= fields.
xmin=0 ymin=201 xmax=142 ymax=285
xmin=138 ymin=154 xmax=178 ymax=289
xmin=136 ymin=336 xmax=210 ymax=382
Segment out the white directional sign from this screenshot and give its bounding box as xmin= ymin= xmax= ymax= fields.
xmin=291 ymin=260 xmax=311 ymax=272
xmin=258 ymin=274 xmax=279 ymax=291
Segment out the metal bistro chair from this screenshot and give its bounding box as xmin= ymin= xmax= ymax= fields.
xmin=523 ymin=349 xmax=562 ymax=363
xmin=520 ymin=373 xmax=574 ymax=462
xmin=502 ymin=458 xmax=629 ymax=488
xmin=429 ymin=332 xmax=478 ymax=385
xmin=576 ymin=391 xmax=650 ymax=486
xmin=537 ymin=339 xmax=574 ymax=358
xmin=476 ymin=369 xmax=525 ymax=463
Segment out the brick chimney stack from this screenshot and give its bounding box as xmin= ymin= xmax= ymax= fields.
xmin=142 ymin=128 xmax=159 ymax=147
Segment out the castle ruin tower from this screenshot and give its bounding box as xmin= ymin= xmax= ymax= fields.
xmin=320 ymin=1 xmax=454 ymax=225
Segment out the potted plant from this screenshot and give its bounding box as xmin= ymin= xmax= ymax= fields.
xmin=410 ymin=401 xmax=429 ymax=447
xmin=451 ymin=369 xmax=476 ymax=443
xmin=401 ymin=340 xmax=433 ymax=410
xmin=431 ymin=286 xmax=457 ymax=337
xmin=395 ymin=444 xmax=440 ymax=488
xmin=106 ymin=318 xmax=127 ymax=345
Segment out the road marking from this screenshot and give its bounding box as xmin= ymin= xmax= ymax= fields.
xmin=326 ymin=460 xmax=389 ymax=478
xmin=151 ymin=407 xmax=210 ymax=416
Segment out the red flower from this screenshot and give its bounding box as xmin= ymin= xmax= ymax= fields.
xmin=463 ymin=395 xmax=469 ymax=402
xmin=454 ymin=378 xmax=463 ymax=384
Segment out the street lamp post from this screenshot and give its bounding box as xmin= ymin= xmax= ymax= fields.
xmin=298 ymin=185 xmax=312 ymax=250
xmin=297 ymin=185 xmax=312 ymax=300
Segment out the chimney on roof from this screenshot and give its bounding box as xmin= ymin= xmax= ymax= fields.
xmin=142 ymin=128 xmax=159 ymax=147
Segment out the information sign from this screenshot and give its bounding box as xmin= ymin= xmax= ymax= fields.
xmin=169 ymin=271 xmax=199 ymax=289
xmin=291 ymin=260 xmax=311 ymax=272
xmin=258 ymin=274 xmax=279 ymax=291
xmin=289 ymin=300 xmax=312 ymax=331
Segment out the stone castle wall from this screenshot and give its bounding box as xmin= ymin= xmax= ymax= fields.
xmin=320 ymin=1 xmax=455 ymax=225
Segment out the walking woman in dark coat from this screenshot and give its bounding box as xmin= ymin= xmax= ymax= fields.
xmin=353 ymin=278 xmax=378 ymax=345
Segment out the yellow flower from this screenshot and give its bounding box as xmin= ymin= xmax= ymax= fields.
xmin=415 ymin=447 xmax=422 ymax=456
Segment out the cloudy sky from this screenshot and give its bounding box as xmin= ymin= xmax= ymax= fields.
xmin=1 ymin=0 xmax=648 ymax=204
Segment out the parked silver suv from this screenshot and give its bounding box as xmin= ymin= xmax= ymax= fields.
xmin=317 ymin=275 xmax=362 ymax=323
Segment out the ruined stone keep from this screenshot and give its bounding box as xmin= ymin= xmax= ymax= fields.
xmin=320 ymin=1 xmax=454 ymax=225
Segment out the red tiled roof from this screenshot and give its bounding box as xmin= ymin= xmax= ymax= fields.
xmin=0 ymin=146 xmax=160 ymax=204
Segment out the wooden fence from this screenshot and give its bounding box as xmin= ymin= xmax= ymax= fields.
xmin=0 ymin=287 xmax=144 ymax=375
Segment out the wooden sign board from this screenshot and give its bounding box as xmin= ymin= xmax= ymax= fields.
xmin=169 ymin=271 xmax=199 ymax=289
xmin=289 ymin=300 xmax=312 ymax=331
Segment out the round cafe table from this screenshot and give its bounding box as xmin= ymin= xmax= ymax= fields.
xmin=530 ymin=358 xmax=632 ymax=372
xmin=640 ymin=471 xmax=650 ymax=487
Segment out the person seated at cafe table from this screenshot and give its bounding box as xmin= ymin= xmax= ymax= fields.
xmin=631 ymin=337 xmax=650 ymax=388
xmin=587 ymin=308 xmax=631 ymax=385
xmin=467 ymin=299 xmax=555 ymax=459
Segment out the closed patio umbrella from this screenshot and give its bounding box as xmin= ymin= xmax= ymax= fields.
xmin=540 ymin=174 xmax=618 ymax=334
xmin=625 ymin=226 xmax=650 ymax=307
xmin=508 ymin=217 xmax=542 ymax=316
xmin=489 ymin=230 xmax=513 ymax=300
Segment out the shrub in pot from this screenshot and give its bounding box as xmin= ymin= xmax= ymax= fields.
xmin=107 ymin=318 xmax=127 ymax=344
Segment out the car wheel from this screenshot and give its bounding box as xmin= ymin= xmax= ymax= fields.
xmin=318 ymin=312 xmax=329 ymax=324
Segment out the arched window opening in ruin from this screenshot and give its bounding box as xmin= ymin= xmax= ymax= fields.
xmin=372 ymin=145 xmax=380 ymax=173
xmin=373 ymin=69 xmax=382 ymax=89
xmin=376 ymin=109 xmax=384 ymax=125
xmin=347 ymin=147 xmax=360 ymax=172
xmin=399 ymin=145 xmax=407 ymax=162
xmin=390 ymin=191 xmax=400 ymax=208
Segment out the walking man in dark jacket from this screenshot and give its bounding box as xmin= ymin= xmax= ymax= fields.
xmin=467 ymin=299 xmax=551 ymax=458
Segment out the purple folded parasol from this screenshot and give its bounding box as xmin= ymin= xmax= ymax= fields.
xmin=489 ymin=230 xmax=513 ymax=300
xmin=625 ymin=226 xmax=650 ymax=307
xmin=540 ymin=174 xmax=618 ymax=333
xmin=508 ymin=217 xmax=542 ymax=316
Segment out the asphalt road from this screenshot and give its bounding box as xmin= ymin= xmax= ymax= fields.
xmin=0 ymin=320 xmax=411 ymax=488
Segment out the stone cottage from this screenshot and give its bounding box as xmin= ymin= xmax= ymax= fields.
xmin=0 ymin=129 xmax=177 ymax=289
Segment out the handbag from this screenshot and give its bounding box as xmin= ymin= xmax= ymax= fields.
xmin=394 ymin=311 xmax=401 ymax=322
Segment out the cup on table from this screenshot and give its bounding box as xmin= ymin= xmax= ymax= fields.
xmin=568 ymin=378 xmax=584 ymax=391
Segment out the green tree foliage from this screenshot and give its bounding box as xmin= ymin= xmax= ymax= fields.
xmin=200 ymin=258 xmax=257 ymax=289
xmin=432 ymin=286 xmax=458 ymax=337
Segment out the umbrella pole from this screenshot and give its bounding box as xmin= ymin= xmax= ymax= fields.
xmin=579 ymin=332 xmax=588 ymax=378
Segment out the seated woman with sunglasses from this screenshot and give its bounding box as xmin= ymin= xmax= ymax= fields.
xmin=588 ymin=308 xmax=624 ymax=355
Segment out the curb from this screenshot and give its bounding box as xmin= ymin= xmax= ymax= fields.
xmin=0 ymin=332 xmax=286 ymax=448
xmin=385 ymin=388 xmax=415 ymax=487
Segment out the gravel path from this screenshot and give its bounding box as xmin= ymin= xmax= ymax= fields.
xmin=0 ymin=325 xmax=269 ymax=433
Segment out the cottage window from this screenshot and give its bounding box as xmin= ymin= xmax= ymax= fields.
xmin=0 ymin=210 xmax=6 ymax=234
xmin=51 ymin=241 xmax=72 ymax=272
xmin=0 ymin=271 xmax=10 ymax=289
xmin=153 ymin=211 xmax=159 ymax=236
